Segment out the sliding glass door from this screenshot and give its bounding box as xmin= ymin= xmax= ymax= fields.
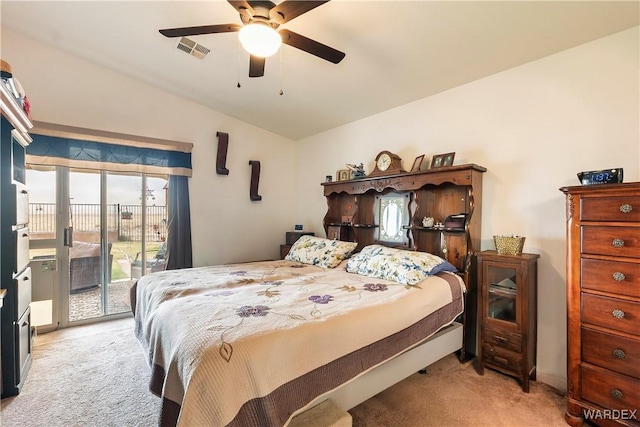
xmin=28 ymin=165 xmax=167 ymax=329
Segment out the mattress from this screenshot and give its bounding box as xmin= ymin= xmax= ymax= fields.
xmin=133 ymin=259 xmax=464 ymax=426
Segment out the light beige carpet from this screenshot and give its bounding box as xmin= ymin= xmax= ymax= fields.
xmin=349 ymin=352 xmax=567 ymax=426
xmin=1 ymin=318 xmax=567 ymax=426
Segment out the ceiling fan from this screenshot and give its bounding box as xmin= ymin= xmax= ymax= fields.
xmin=159 ymin=0 xmax=345 ymax=78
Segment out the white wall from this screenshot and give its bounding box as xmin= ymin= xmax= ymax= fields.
xmin=2 ymin=29 xmax=297 ymax=266
xmin=295 ymin=27 xmax=640 ymax=391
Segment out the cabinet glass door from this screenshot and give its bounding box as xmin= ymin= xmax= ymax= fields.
xmin=486 ymin=264 xmax=517 ymax=324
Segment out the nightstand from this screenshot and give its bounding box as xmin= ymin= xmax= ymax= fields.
xmin=476 ymin=250 xmax=539 ymax=392
xmin=280 ymin=244 xmax=292 ymax=260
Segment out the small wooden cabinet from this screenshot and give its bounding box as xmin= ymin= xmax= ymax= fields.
xmin=476 ymin=250 xmax=539 ymax=392
xmin=560 ymin=183 xmax=640 ymax=426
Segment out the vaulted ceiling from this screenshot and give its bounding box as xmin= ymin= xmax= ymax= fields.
xmin=2 ymin=1 xmax=638 ymax=140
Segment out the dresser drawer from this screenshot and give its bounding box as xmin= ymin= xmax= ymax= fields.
xmin=582 ymin=226 xmax=640 ymax=259
xmin=15 ymin=226 xmax=30 ymax=274
xmin=581 ymin=195 xmax=640 ymax=222
xmin=482 ymin=343 xmax=522 ymax=373
xmin=482 ymin=324 xmax=522 ymax=353
xmin=15 ymin=267 xmax=32 ymax=318
xmin=582 ymin=258 xmax=640 ymax=298
xmin=15 ymin=306 xmax=31 ymax=387
xmin=581 ymin=364 xmax=640 ymax=412
xmin=15 ymin=182 xmax=29 ymax=226
xmin=582 ymin=293 xmax=640 ymax=337
xmin=582 ymin=328 xmax=640 ymax=379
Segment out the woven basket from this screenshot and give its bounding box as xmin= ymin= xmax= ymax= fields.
xmin=494 ymin=235 xmax=525 ymax=256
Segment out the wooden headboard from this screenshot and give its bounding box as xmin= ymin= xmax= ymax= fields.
xmin=321 ymin=163 xmax=486 ymax=360
xmin=321 ymin=164 xmax=485 ymax=275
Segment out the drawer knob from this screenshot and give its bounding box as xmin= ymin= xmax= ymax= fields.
xmin=610 ymin=389 xmax=624 ymax=400
xmin=493 ymin=335 xmax=507 ymax=343
xmin=612 ymin=348 xmax=626 ymax=359
xmin=619 ymin=203 xmax=633 ymax=214
xmin=612 ymin=272 xmax=626 ymax=281
xmin=612 ymin=309 xmax=625 ymax=319
xmin=612 ymin=238 xmax=625 ymax=248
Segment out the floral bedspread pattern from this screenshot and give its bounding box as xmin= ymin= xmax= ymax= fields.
xmin=134 ymin=260 xmax=464 ymax=427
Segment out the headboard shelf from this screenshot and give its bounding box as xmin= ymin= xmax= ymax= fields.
xmin=321 ymin=164 xmax=485 ymax=273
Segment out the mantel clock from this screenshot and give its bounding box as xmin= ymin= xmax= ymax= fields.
xmin=369 ymin=151 xmax=405 ymax=177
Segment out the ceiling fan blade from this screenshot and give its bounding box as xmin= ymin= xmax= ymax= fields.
xmin=159 ymin=24 xmax=241 ymax=38
xmin=269 ymin=1 xmax=329 ymax=25
xmin=249 ymin=55 xmax=265 ymax=78
xmin=279 ymin=29 xmax=345 ymax=64
xmin=227 ymin=0 xmax=255 ymax=22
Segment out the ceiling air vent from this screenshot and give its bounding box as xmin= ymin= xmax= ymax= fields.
xmin=177 ymin=37 xmax=210 ymax=59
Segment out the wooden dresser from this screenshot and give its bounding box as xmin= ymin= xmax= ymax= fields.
xmin=560 ymin=183 xmax=640 ymax=426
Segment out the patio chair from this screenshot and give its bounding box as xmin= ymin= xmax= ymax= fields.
xmin=69 ymin=241 xmax=113 ymax=294
xmin=131 ymin=242 xmax=166 ymax=279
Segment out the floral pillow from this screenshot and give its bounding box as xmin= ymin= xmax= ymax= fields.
xmin=285 ymin=235 xmax=358 ymax=268
xmin=346 ymin=244 xmax=457 ymax=285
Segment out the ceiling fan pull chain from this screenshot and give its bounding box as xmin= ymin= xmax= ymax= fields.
xmin=237 ymin=39 xmax=242 ymax=88
xmin=279 ymin=49 xmax=283 ymax=95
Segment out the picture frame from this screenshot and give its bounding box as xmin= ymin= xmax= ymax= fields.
xmin=337 ymin=169 xmax=351 ymax=181
xmin=442 ymin=152 xmax=456 ymax=167
xmin=430 ymin=154 xmax=444 ymax=168
xmin=431 ymin=152 xmax=455 ymax=168
xmin=410 ymin=154 xmax=425 ymax=172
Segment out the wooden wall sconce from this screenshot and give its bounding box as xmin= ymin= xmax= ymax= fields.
xmin=216 ymin=131 xmax=229 ymax=175
xmin=249 ymin=160 xmax=262 ymax=201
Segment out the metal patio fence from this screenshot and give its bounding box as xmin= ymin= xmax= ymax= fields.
xmin=29 ymin=203 xmax=167 ymax=242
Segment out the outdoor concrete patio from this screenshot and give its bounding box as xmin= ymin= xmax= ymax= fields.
xmin=69 ymin=279 xmax=133 ymax=322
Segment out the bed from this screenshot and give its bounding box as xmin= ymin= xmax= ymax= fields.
xmin=133 ymin=237 xmax=467 ymax=426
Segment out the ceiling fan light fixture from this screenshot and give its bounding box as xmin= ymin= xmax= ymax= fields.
xmin=239 ymin=22 xmax=282 ymax=58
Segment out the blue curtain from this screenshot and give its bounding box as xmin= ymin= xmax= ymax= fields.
xmin=165 ymin=175 xmax=192 ymax=270
xmin=26 ymin=134 xmax=191 ymax=176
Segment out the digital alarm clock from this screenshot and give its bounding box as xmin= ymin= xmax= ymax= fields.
xmin=577 ymin=168 xmax=623 ymax=185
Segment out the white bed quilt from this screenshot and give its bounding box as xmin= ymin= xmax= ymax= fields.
xmin=134 ymin=260 xmax=464 ymax=426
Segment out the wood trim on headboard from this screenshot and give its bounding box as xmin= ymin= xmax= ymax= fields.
xmin=322 ymin=164 xmax=486 ymax=196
